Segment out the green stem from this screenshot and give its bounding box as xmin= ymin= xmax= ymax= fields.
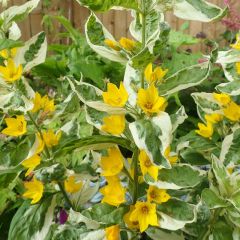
xmin=140 ymin=0 xmax=146 ymax=89
xmin=57 ymin=181 xmax=75 ymax=210
xmin=174 ymin=93 xmax=182 ymax=107
xmin=132 ymin=148 xmax=139 ymax=204
xmin=27 ymin=111 xmax=51 ymax=159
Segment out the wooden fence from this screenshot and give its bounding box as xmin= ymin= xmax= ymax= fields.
xmin=4 ymin=0 xmax=238 ymax=50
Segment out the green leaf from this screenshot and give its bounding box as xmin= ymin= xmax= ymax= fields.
xmin=212 ymin=155 xmax=232 ymax=197
xmin=216 ymin=80 xmax=240 ymax=96
xmin=146 ymin=227 xmax=184 ymax=240
xmin=201 ymin=188 xmax=228 ymax=209
xmin=15 ymin=32 xmax=47 ymax=72
xmin=0 ymin=0 xmax=40 ymax=29
xmin=210 ymin=221 xmax=233 ymax=240
xmin=158 ymin=198 xmax=196 ymax=230
xmin=0 ymin=39 xmax=23 ymax=51
xmin=54 ymin=135 xmax=133 ymax=157
xmin=129 ymin=113 xmax=172 ymax=169
xmin=172 ymin=0 xmax=227 ymax=22
xmin=158 ymin=62 xmax=211 ymax=96
xmin=35 ymin=163 xmax=66 ymax=183
xmin=153 ymin=164 xmax=205 ymax=189
xmin=85 ymin=13 xmax=127 ymax=63
xmin=219 ymin=128 xmax=240 ymax=165
xmin=8 ymin=196 xmax=56 ymax=240
xmin=82 ymin=203 xmax=128 ymax=226
xmin=75 ymin=0 xmax=138 ymax=11
xmin=169 ymin=30 xmax=199 ymax=48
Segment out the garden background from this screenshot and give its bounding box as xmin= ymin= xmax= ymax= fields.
xmin=3 ymin=0 xmax=239 ymax=51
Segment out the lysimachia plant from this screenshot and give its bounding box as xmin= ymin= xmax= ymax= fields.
xmin=1 ymin=0 xmax=240 ymax=239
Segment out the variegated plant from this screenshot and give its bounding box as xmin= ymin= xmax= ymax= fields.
xmin=1 ymin=0 xmax=240 ymax=240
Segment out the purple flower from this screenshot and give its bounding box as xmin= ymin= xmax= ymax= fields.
xmin=59 ymin=209 xmax=68 ymax=224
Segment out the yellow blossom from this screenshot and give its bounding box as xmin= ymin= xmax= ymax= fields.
xmin=139 ymin=150 xmax=158 ymax=181
xmin=105 ymin=225 xmax=120 ymax=240
xmin=119 ymin=37 xmax=136 ymax=51
xmin=100 ymin=176 xmax=126 ymax=207
xmin=21 ymin=154 xmax=41 ymax=176
xmin=23 ymin=177 xmax=44 ymax=204
xmin=102 ymin=82 xmax=128 ymax=107
xmin=213 ymin=93 xmax=231 ymax=106
xmin=223 ymin=101 xmax=240 ymax=122
xmin=100 ymin=147 xmax=124 ymax=177
xmin=31 ymin=92 xmax=55 ymax=113
xmin=164 ymin=146 xmax=178 ymax=165
xmin=137 ymin=84 xmax=167 ymax=114
xmin=42 ymin=130 xmax=61 ymax=148
xmin=205 ymin=113 xmax=223 ymax=124
xmin=130 ymin=201 xmax=158 ymax=232
xmin=0 ymin=58 xmax=22 ymax=83
xmin=145 ymin=63 xmax=168 ymax=84
xmin=147 ymin=186 xmax=170 ymax=204
xmin=64 ymin=176 xmax=82 ymax=193
xmin=230 ymin=34 xmax=240 ymax=50
xmin=104 ymin=39 xmax=120 ymax=51
xmin=195 ymin=121 xmax=213 ymax=138
xmin=2 ymin=115 xmax=27 ymax=137
xmin=236 ymin=62 xmax=240 ymax=75
xmin=124 ymin=206 xmax=139 ymax=230
xmin=0 ymin=48 xmax=17 ymax=59
xmin=102 ymin=115 xmax=125 ymax=135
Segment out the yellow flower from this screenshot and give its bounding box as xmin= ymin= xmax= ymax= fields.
xmin=21 ymin=154 xmax=41 ymax=177
xmin=147 ymin=186 xmax=170 ymax=204
xmin=0 ymin=58 xmax=22 ymax=83
xmin=0 ymin=48 xmax=17 ymax=59
xmin=236 ymin=62 xmax=240 ymax=75
xmin=100 ymin=176 xmax=126 ymax=207
xmin=230 ymin=34 xmax=240 ymax=50
xmin=223 ymin=101 xmax=240 ymax=122
xmin=100 ymin=147 xmax=124 ymax=177
xmin=102 ymin=115 xmax=125 ymax=135
xmin=164 ymin=146 xmax=178 ymax=165
xmin=2 ymin=115 xmax=27 ymax=137
xmin=137 ymin=84 xmax=167 ymax=114
xmin=23 ymin=177 xmax=44 ymax=204
xmin=42 ymin=130 xmax=61 ymax=148
xmin=104 ymin=39 xmax=120 ymax=51
xmin=145 ymin=63 xmax=168 ymax=84
xmin=102 ymin=82 xmax=128 ymax=107
xmin=205 ymin=113 xmax=223 ymax=124
xmin=105 ymin=225 xmax=120 ymax=240
xmin=130 ymin=201 xmax=158 ymax=232
xmin=213 ymin=93 xmax=231 ymax=106
xmin=124 ymin=206 xmax=139 ymax=230
xmin=31 ymin=92 xmax=55 ymax=113
xmin=139 ymin=150 xmax=158 ymax=181
xmin=64 ymin=176 xmax=82 ymax=193
xmin=119 ymin=37 xmax=136 ymax=51
xmin=195 ymin=121 xmax=213 ymax=138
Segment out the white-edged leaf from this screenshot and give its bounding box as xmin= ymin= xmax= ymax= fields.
xmin=129 ymin=112 xmax=172 ymax=168
xmin=172 ymin=0 xmax=227 ymax=22
xmin=85 ymin=13 xmax=127 ymax=63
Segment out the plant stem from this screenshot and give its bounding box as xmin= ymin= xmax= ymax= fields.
xmin=57 ymin=181 xmax=75 ymax=210
xmin=140 ymin=0 xmax=146 ymax=89
xmin=27 ymin=111 xmax=51 ymax=159
xmin=133 ymin=148 xmax=139 ymax=204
